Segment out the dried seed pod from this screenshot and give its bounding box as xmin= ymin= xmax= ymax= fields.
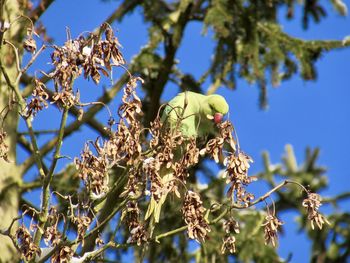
xmin=223 ymin=152 xmax=255 ymax=206
xmin=302 ymin=193 xmax=330 ymax=230
xmin=52 ymin=246 xmax=74 ymax=263
xmin=16 ymin=226 xmax=41 ymax=261
xmin=23 ymin=36 xmax=37 ymax=53
xmin=182 ymin=191 xmax=211 ymax=243
xmin=123 ymin=201 xmax=148 ymax=246
xmin=221 ymin=235 xmax=237 ymax=254
xmin=223 ymin=219 xmax=240 ymax=234
xmin=72 ymin=215 xmax=92 ymax=242
xmin=262 ymin=214 xmax=284 ymax=247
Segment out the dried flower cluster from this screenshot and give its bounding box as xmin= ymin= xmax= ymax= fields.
xmin=221 ymin=235 xmax=237 ymax=254
xmin=116 ymin=77 xmax=143 ymax=165
xmin=16 ymin=225 xmax=41 ymax=261
xmin=124 ymin=201 xmax=148 ymax=246
xmin=200 ymin=137 xmax=224 ymax=163
xmin=145 ymin=118 xmax=199 ymax=201
xmin=223 ymin=152 xmax=254 ymax=206
xmin=51 ymin=246 xmax=74 ymax=263
xmin=262 ymin=214 xmax=284 ymax=247
xmin=47 ymin=24 xmax=125 ymax=107
xmin=143 ymin=157 xmax=163 ymax=202
xmin=76 ymin=77 xmax=144 ymax=201
xmin=175 ymin=137 xmax=199 ymax=181
xmin=23 ymin=27 xmax=37 ymax=53
xmin=75 ymin=142 xmax=109 ymax=197
xmin=120 ymin=167 xmax=143 ymax=199
xmin=221 ymin=219 xmax=240 ymax=254
xmin=302 ymin=193 xmax=330 ymax=230
xmin=199 ymin=120 xmax=237 ymax=163
xmin=26 ymin=78 xmax=49 ymax=117
xmin=43 ymin=225 xmax=61 ymax=247
xmin=182 ymin=191 xmax=211 ymax=242
xmin=43 ymin=207 xmax=62 ymax=246
xmin=72 ymin=215 xmax=91 ymax=242
xmin=0 ymin=129 xmax=9 ymax=162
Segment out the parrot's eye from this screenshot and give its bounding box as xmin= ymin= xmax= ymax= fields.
xmin=209 ymin=104 xmax=215 ymax=112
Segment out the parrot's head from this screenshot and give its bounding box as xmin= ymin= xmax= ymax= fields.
xmin=206 ymin=94 xmax=229 ymax=124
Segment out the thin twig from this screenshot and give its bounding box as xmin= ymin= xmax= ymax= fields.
xmin=33 ymin=107 xmax=69 ymax=246
xmin=19 ymin=44 xmax=46 ymax=77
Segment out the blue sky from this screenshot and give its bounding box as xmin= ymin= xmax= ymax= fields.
xmin=19 ymin=0 xmax=350 ymax=262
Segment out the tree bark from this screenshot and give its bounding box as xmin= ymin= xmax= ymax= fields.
xmin=0 ymin=0 xmax=24 ymax=261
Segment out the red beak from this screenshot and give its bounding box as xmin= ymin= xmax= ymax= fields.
xmin=214 ymin=113 xmax=223 ymax=124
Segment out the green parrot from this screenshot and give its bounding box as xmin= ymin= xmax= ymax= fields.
xmin=145 ymin=92 xmax=230 ymax=226
xmin=161 ymin=91 xmax=229 ymax=138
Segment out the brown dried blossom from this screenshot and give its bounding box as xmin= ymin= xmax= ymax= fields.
xmin=127 ymin=224 xmax=148 ymax=246
xmin=23 ymin=28 xmax=37 ymax=53
xmin=95 ymin=235 xmax=105 ymax=247
xmin=124 ymin=201 xmax=148 ymax=246
xmin=108 ymin=119 xmax=142 ymax=166
xmin=74 ymin=143 xmax=109 ymax=196
xmin=0 ymin=129 xmax=10 ymax=162
xmin=51 ymin=246 xmax=74 ymax=263
xmin=120 ymin=167 xmax=144 ymax=198
xmin=218 ymin=120 xmax=237 ymax=151
xmin=157 ymin=145 xmax=175 ymax=169
xmin=75 ymin=76 xmax=144 ymax=200
xmin=16 ymin=226 xmax=41 ymax=261
xmin=113 ymin=77 xmax=143 ymax=165
xmin=200 ymin=120 xmax=238 ymax=162
xmin=26 ymin=78 xmax=49 ymax=116
xmin=50 ymin=39 xmax=82 ymax=89
xmin=101 ymin=25 xmax=126 ymax=67
xmin=119 ymin=77 xmax=143 ymax=125
xmin=221 ymin=235 xmax=237 ymax=254
xmin=48 ymin=24 xmax=125 ymax=111
xmin=23 ymin=36 xmax=37 ymax=53
xmin=302 ymin=193 xmax=330 ymax=230
xmin=105 ymin=119 xmax=129 ymax=162
xmin=143 ymin=157 xmax=164 ymax=202
xmin=154 ymin=131 xmax=184 ymax=170
xmin=72 ymin=215 xmax=92 ymax=242
xmin=182 ymin=191 xmax=211 ymax=243
xmin=221 ymin=219 xmax=240 ymax=254
xmin=223 ymin=219 xmax=240 ymax=234
xmin=43 ymin=207 xmax=62 ymax=246
xmin=123 ymin=123 xmax=143 ymax=166
xmin=170 ymin=137 xmax=199 ymax=182
xmin=262 ymin=214 xmax=284 ymax=247
xmin=182 ymin=138 xmax=199 ymax=168
xmin=173 ymin=162 xmax=188 ymax=181
xmin=149 ymin=116 xmax=163 ymax=149
xmin=51 ymin=89 xmax=79 ymax=107
xmin=224 ymin=152 xmax=255 ymax=206
xmin=43 ymin=225 xmax=61 ymax=247
xmin=200 ymin=137 xmax=224 ymax=163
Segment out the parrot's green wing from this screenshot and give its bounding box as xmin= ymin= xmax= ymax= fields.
xmin=161 ymin=92 xmax=201 ymax=137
